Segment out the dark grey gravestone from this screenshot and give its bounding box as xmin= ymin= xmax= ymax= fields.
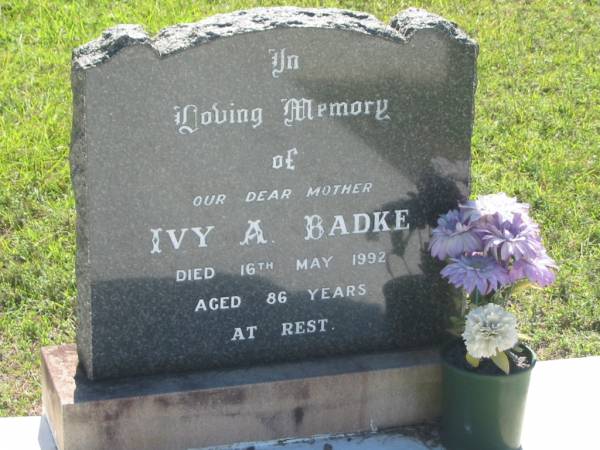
xmin=71 ymin=7 xmax=477 ymax=380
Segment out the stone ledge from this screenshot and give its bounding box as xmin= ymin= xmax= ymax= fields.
xmin=8 ymin=356 xmax=596 ymax=449
xmin=41 ymin=344 xmax=441 ymax=450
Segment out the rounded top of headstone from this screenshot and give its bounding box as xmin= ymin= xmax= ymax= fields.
xmin=72 ymin=7 xmax=477 ymax=70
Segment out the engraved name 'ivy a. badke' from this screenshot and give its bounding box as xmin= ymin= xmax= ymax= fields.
xmin=150 ymin=210 xmax=409 ymax=254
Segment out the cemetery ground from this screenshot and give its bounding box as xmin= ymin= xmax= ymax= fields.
xmin=0 ymin=0 xmax=598 ymax=417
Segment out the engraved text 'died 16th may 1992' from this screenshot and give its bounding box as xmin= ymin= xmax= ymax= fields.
xmin=71 ymin=7 xmax=477 ymax=379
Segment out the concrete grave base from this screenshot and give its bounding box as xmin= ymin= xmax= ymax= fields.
xmin=42 ymin=345 xmax=441 ymax=450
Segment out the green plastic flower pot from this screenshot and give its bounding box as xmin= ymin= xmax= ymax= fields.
xmin=441 ymin=342 xmax=536 ymax=450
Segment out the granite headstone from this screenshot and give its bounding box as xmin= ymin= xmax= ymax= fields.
xmin=71 ymin=7 xmax=477 ymax=380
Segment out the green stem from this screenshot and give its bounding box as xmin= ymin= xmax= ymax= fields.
xmin=473 ymin=290 xmax=481 ymax=307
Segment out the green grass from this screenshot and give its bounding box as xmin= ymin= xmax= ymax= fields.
xmin=1 ymin=0 xmax=598 ymax=416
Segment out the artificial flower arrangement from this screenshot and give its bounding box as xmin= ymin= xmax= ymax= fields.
xmin=430 ymin=192 xmax=557 ymax=374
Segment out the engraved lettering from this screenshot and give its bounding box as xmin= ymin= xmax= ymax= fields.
xmin=350 ymin=101 xmax=362 ymax=115
xmin=241 ymin=261 xmax=274 ymax=276
xmin=231 ymin=325 xmax=257 ymax=341
xmin=213 ymin=102 xmax=227 ymax=124
xmin=240 ymin=220 xmax=268 ymax=246
xmin=174 ymin=105 xmax=198 ymax=134
xmin=304 ymin=215 xmax=325 ymax=241
xmin=307 ymin=284 xmax=367 ymax=300
xmin=353 ymin=213 xmax=371 ymax=234
xmin=329 ymin=102 xmax=348 ymax=117
xmin=305 ymin=182 xmax=372 ymax=198
xmin=176 ymin=267 xmax=215 ymax=282
xmin=166 ymin=228 xmax=188 ymax=250
xmin=281 ymin=322 xmax=294 ymax=336
xmin=396 ymin=209 xmax=410 ymax=230
xmin=281 ymin=319 xmax=328 ymax=336
xmin=303 ymin=210 xmax=410 ymax=240
xmin=296 ymin=256 xmax=334 ymax=271
xmin=329 ymin=215 xmax=350 ymax=236
xmin=372 ymin=211 xmax=391 ymax=232
xmin=150 ymin=228 xmax=162 ymax=254
xmin=245 ymin=189 xmax=292 ymax=202
xmin=272 ymin=148 xmax=298 ymax=170
xmin=283 ymin=98 xmax=391 ymax=126
xmin=282 ymin=98 xmax=313 ymax=126
xmin=352 ymin=252 xmax=386 ymax=266
xmin=195 ymin=295 xmax=241 ymax=312
xmin=269 ymin=48 xmax=299 ymax=78
xmin=375 ymin=99 xmax=390 ymax=121
xmin=150 ymin=225 xmax=214 ymax=253
xmin=193 ymin=194 xmax=226 ymax=207
xmin=191 ymin=226 xmax=214 ymax=248
xmin=175 ymin=102 xmax=262 ymax=131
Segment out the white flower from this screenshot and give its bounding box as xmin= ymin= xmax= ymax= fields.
xmin=460 ymin=192 xmax=530 ymax=224
xmin=462 ymin=304 xmax=518 ymax=358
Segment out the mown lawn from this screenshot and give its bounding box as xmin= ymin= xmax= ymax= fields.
xmin=1 ymin=0 xmax=598 ymax=416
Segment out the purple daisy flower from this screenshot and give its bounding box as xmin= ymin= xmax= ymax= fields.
xmin=509 ymin=252 xmax=557 ymax=287
xmin=441 ymin=255 xmax=511 ymax=295
xmin=429 ymin=209 xmax=481 ymax=260
xmin=460 ymin=192 xmax=531 ymax=225
xmin=478 ymin=214 xmax=543 ymax=262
